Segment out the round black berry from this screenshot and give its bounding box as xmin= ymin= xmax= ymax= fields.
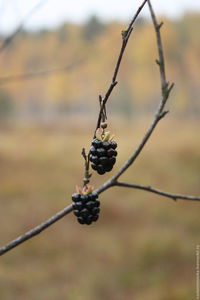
xmin=90 ymin=146 xmax=97 ymax=155
xmin=77 ymin=217 xmax=85 ymax=224
xmin=89 ymin=192 xmax=98 ymax=201
xmin=107 ymin=148 xmax=117 ymax=157
xmin=92 ymin=139 xmax=102 ymax=148
xmin=94 ymin=200 xmax=100 ymax=207
xmin=99 ymin=156 xmax=109 ymax=166
xmin=73 ymin=201 xmax=83 ymax=210
xmin=73 ymin=210 xmax=80 ymax=217
xmin=96 ymin=148 xmax=106 ymax=157
xmin=109 ymin=156 xmax=116 ymax=165
xmin=80 ymin=195 xmax=88 ymax=203
xmin=92 ymin=215 xmax=99 ymax=222
xmin=80 ymin=208 xmax=89 ymax=218
xmin=91 ymin=163 xmax=98 ymax=171
xmin=97 ymin=165 xmax=106 ymax=175
xmin=91 ymin=207 xmax=100 ymax=215
xmin=72 ymin=193 xmax=81 ymax=202
xmin=102 ymin=141 xmax=111 ymax=149
xmin=86 ymin=201 xmax=95 ymax=209
xmin=110 ymin=141 xmax=117 ymax=149
xmin=90 ymin=155 xmax=99 ymax=164
xmin=85 ymin=215 xmax=93 ymax=225
xmin=104 ymin=164 xmax=113 ymax=172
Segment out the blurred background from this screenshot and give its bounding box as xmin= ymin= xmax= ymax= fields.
xmin=0 ymin=0 xmax=200 ymax=299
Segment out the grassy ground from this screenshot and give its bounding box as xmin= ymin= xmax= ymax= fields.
xmin=0 ymin=118 xmax=199 ymax=300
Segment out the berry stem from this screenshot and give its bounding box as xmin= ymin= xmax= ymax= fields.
xmin=81 ymin=148 xmax=92 ymax=187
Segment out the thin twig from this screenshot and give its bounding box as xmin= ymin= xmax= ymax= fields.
xmin=0 ymin=0 xmax=47 ymax=53
xmin=94 ymin=0 xmax=148 ymax=134
xmin=148 ymin=0 xmax=166 ymax=90
xmin=81 ymin=148 xmax=92 ymax=187
xmin=115 ymin=182 xmax=200 ymax=202
xmin=0 ymin=59 xmax=85 ymax=85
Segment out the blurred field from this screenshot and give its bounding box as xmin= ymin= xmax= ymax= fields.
xmin=0 ymin=117 xmax=199 ymax=300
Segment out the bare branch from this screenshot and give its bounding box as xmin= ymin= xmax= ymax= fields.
xmin=0 ymin=204 xmax=73 ymax=256
xmin=0 ymin=0 xmax=47 ymax=53
xmin=0 ymin=1 xmax=199 ymax=258
xmin=115 ymin=182 xmax=200 ymax=202
xmin=0 ymin=59 xmax=85 ymax=85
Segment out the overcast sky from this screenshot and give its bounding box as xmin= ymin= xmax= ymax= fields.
xmin=0 ymin=0 xmax=200 ymax=33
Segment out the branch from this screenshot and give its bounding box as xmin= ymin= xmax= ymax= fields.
xmin=94 ymin=0 xmax=148 ymax=133
xmin=0 ymin=204 xmax=73 ymax=256
xmin=115 ymin=182 xmax=200 ymax=202
xmin=0 ymin=59 xmax=85 ymax=85
xmin=0 ymin=1 xmax=199 ymax=257
xmin=0 ymin=0 xmax=47 ymax=53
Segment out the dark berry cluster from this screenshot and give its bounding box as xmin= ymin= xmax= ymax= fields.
xmin=89 ymin=139 xmax=117 ymax=175
xmin=72 ymin=192 xmax=100 ymax=225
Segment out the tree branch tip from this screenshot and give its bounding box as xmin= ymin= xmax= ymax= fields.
xmin=157 ymin=22 xmax=164 ymax=30
xmin=163 ymin=110 xmax=169 ymax=116
xmin=162 ymin=82 xmax=173 ymax=99
xmin=158 ymin=110 xmax=169 ymax=120
xmin=81 ymin=148 xmax=88 ymax=161
xmin=163 ymin=82 xmax=174 ymax=99
xmin=156 ymin=59 xmax=161 ymax=66
xmin=166 ymin=82 xmax=171 ymax=89
xmin=121 ymin=29 xmax=128 ymax=39
xmin=123 ymin=27 xmax=133 ymax=42
xmin=169 ymin=82 xmax=175 ymax=91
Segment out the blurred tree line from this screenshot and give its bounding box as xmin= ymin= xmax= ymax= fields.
xmin=0 ymin=14 xmax=199 ymax=123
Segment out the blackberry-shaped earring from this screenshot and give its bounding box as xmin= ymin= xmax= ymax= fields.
xmin=89 ymin=122 xmax=117 ymax=175
xmin=72 ymin=185 xmax=100 ymax=225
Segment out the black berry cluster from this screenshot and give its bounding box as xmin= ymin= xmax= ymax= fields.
xmin=72 ymin=192 xmax=100 ymax=225
xmin=89 ymin=138 xmax=117 ymax=175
